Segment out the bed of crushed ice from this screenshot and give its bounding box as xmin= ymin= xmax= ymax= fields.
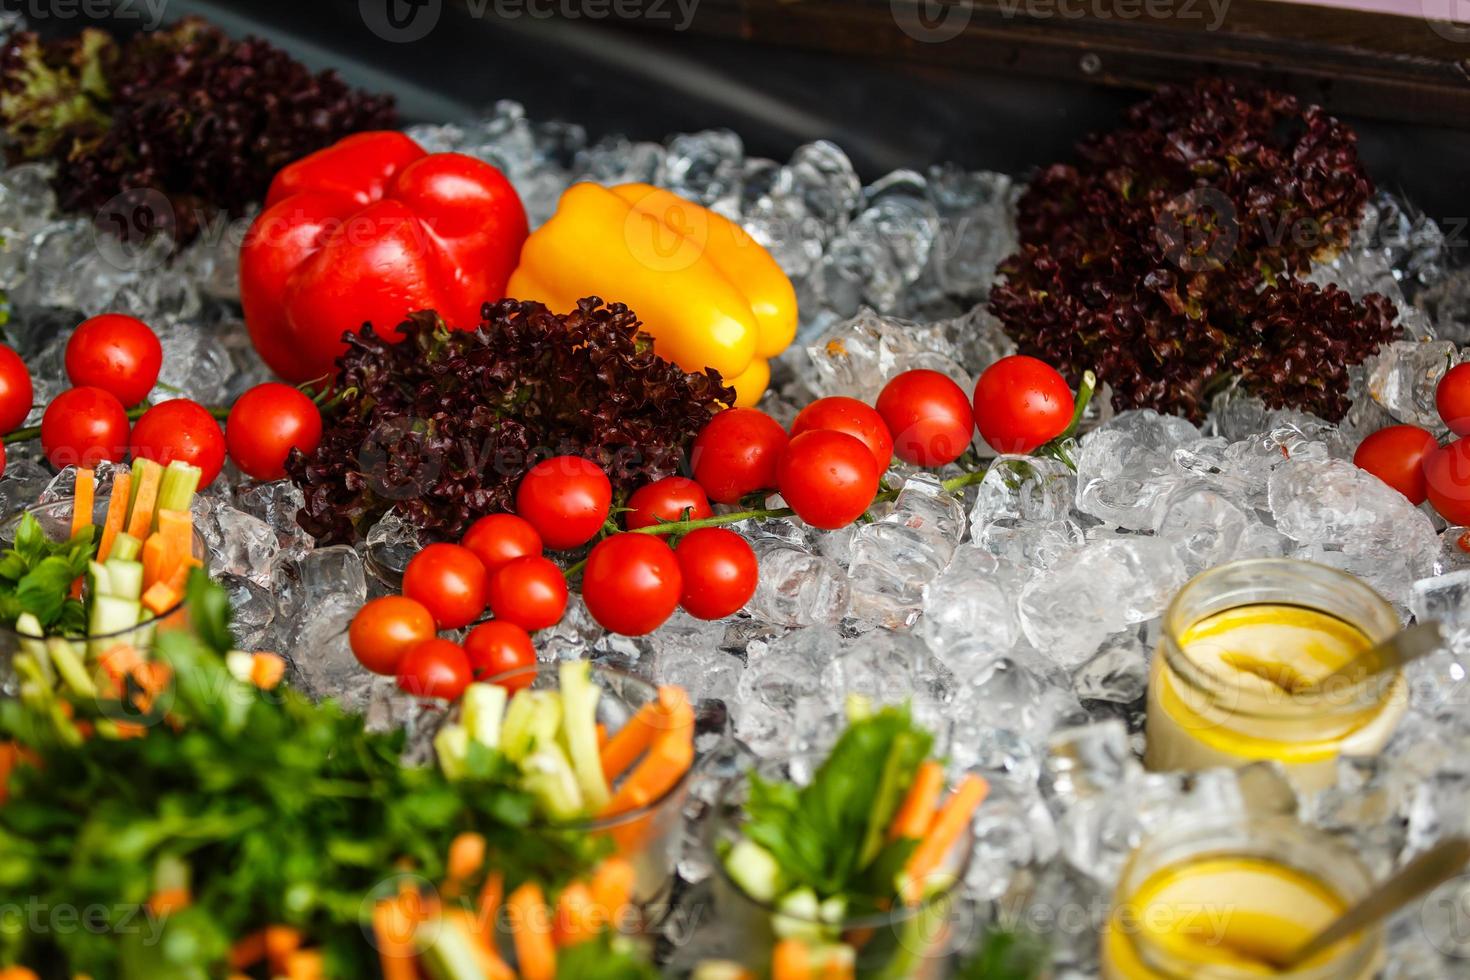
xmin=3 ymin=99 xmax=1470 ymax=975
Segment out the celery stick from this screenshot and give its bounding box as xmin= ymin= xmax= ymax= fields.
xmin=47 ymin=638 xmax=96 ymax=698
xmin=419 ymin=914 xmax=488 ymax=980
xmin=520 ymin=744 xmax=585 ymax=821
xmin=461 ymin=683 xmax=507 ymax=749
xmin=109 ymin=532 xmax=142 ymax=562
xmin=724 ymin=840 xmax=785 ymax=903
xmin=155 ymin=460 xmax=201 ymax=517
xmin=558 ymin=660 xmax=610 ymax=811
xmin=434 ymin=725 xmax=471 ymax=781
xmin=102 ymin=559 xmax=144 ymax=600
xmin=87 ymin=560 xmax=112 ymax=599
xmin=501 ymin=690 xmax=561 ymax=763
xmin=127 ymin=458 xmax=159 ymax=518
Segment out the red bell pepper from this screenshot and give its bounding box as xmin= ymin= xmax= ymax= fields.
xmin=240 ymin=131 xmax=528 ymax=383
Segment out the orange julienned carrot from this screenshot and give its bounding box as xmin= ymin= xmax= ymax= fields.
xmin=507 ymin=882 xmax=556 ymax=980
xmin=154 ymin=509 xmax=193 ymax=578
xmin=264 ymin=925 xmax=303 ymax=973
xmin=146 ymin=887 xmax=190 ymax=916
xmin=96 ymin=471 xmax=131 ymax=561
xmin=601 ymin=726 xmax=694 ymax=817
xmin=587 ymin=857 xmax=636 ymax=931
xmin=599 ymin=686 xmax=694 ymax=782
xmin=140 ymin=534 xmax=172 ymax=590
xmin=283 ymin=949 xmax=323 ymax=980
xmin=596 ymin=722 xmax=608 ymax=749
xmin=552 ymin=881 xmax=599 ymax=947
xmin=71 ymin=468 xmax=95 ymax=537
xmin=445 ymin=832 xmax=486 ymax=897
xmin=888 ymin=760 xmax=945 ymax=842
xmin=125 ymin=464 xmax=162 ymax=540
xmin=228 ymin=930 xmax=267 ymax=969
xmin=372 ymin=898 xmax=419 ymax=980
xmin=250 ymin=653 xmax=287 ymax=690
xmin=0 ymin=967 xmax=41 ymax=980
xmin=476 ymin=871 xmax=505 ymax=945
xmin=772 ymin=939 xmax=812 ymax=980
xmin=901 ymin=774 xmax=989 ymax=905
xmin=142 ymin=582 xmax=179 ymax=617
xmin=441 ymin=907 xmax=516 ymax=980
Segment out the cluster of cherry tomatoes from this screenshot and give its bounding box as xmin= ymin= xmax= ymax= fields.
xmin=0 ymin=313 xmax=324 ymax=485
xmin=347 ymin=355 xmax=1080 ymax=701
xmin=1355 ymin=363 xmax=1470 ymax=526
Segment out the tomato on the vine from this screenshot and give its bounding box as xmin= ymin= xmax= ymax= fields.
xmin=515 ymin=456 xmax=612 ymax=550
xmin=349 ymin=595 xmax=437 ymax=676
xmin=226 ymin=382 xmax=322 ymax=481
xmin=0 ymin=343 xmax=34 ymax=435
xmin=64 ymin=313 xmax=162 ymax=407
xmin=675 ymin=527 xmax=757 ymax=620
xmin=1437 ymin=363 xmax=1470 ymax=437
xmin=791 ymin=396 xmax=893 ymax=470
xmin=972 ymin=355 xmax=1075 ymax=454
xmin=582 ymin=534 xmax=682 ymax=636
xmin=396 ymin=638 xmax=473 ymax=701
xmin=1425 ymin=438 xmax=1470 ymax=526
xmin=777 ymin=429 xmax=881 ymax=530
xmin=464 ymin=621 xmax=537 ymax=690
xmin=1353 ymin=425 xmax=1438 ymax=505
xmin=40 ymin=386 xmax=129 ymax=469
xmin=130 ymin=398 xmax=227 ymax=487
xmin=625 ymin=476 xmax=713 ymax=531
xmin=403 ymin=543 xmax=488 ymax=630
xmin=875 ymin=370 xmax=974 ymax=466
xmin=461 ymin=513 xmax=543 ymax=576
xmin=487 ymin=555 xmax=568 ymax=631
xmin=691 ymin=407 xmax=789 ymax=504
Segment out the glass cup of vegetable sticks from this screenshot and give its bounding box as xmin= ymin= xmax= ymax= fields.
xmin=0 ymin=480 xmax=208 ymax=706
xmin=699 ymin=755 xmax=977 ymax=980
xmin=1144 ymin=558 xmax=1408 ymax=793
xmin=1101 ymin=813 xmax=1383 ymax=979
xmin=469 ymin=661 xmax=697 ymax=915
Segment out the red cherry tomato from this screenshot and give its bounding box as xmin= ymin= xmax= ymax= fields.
xmin=40 ymin=386 xmax=130 ymax=469
xmin=403 ymin=543 xmax=488 ymax=630
xmin=777 ymin=429 xmax=881 ymax=530
xmin=0 ymin=344 xmax=34 ymax=434
xmin=791 ymin=396 xmax=894 ymax=470
xmin=0 ymin=442 xmax=6 ymax=479
xmin=349 ymin=595 xmax=437 ymax=676
xmin=1353 ymin=425 xmax=1439 ymax=505
xmin=515 ymin=456 xmax=612 ymax=550
xmin=625 ymin=476 xmax=713 ymax=531
xmin=582 ymin=534 xmax=682 ymax=636
xmin=1437 ymin=363 xmax=1470 ymax=437
xmin=875 ymin=369 xmax=974 ymax=466
xmin=464 ymin=621 xmax=537 ymax=690
xmin=396 ymin=638 xmax=473 ymax=701
xmin=972 ymin=355 xmax=1075 ymax=454
xmin=64 ymin=313 xmax=162 ymax=408
xmin=461 ymin=513 xmax=543 ymax=577
xmin=487 ymin=555 xmax=568 ymax=631
xmin=691 ymin=408 xmax=789 ymax=504
xmin=1426 ymin=438 xmax=1470 ymax=525
xmin=129 ymin=398 xmax=227 ymax=487
xmin=225 ymin=383 xmax=323 ymax=481
xmin=675 ymin=527 xmax=757 ymax=620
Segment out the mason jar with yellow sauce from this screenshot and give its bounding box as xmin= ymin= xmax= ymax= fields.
xmin=1145 ymin=559 xmax=1408 ymax=793
xmin=1102 ymin=815 xmax=1383 ymax=980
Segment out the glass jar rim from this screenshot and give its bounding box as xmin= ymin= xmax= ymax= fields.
xmin=0 ymin=497 xmax=208 ymax=641
xmin=1111 ymin=813 xmax=1382 ymax=980
xmin=481 ymin=660 xmax=698 ymax=831
xmin=1160 ymin=558 xmax=1400 ymax=722
xmin=705 ymin=751 xmax=973 ymax=930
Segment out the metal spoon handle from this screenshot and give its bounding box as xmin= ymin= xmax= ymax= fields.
xmin=1282 ymin=836 xmax=1470 ymax=969
xmin=1309 ymin=621 xmax=1444 ymax=691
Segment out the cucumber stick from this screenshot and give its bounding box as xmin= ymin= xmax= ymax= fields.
xmin=109 ymin=532 xmax=143 ymax=562
xmin=47 ymin=638 xmax=96 ymax=698
xmin=103 ymin=559 xmax=145 ymax=600
xmin=559 ymin=660 xmax=610 ymax=811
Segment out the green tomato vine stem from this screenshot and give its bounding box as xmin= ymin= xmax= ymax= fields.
xmin=3 ymin=401 xmax=231 ymax=445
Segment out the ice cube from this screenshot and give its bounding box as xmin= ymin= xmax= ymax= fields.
xmin=925 ymin=164 xmax=1017 ymax=297
xmin=663 ymin=129 xmax=744 ymax=216
xmin=1073 ymin=630 xmax=1150 ymax=704
xmin=1154 ymin=481 xmax=1252 ymax=576
xmin=745 ymin=540 xmax=850 ymax=627
xmin=782 ymin=140 xmax=860 ymax=236
xmin=1075 ymin=411 xmax=1200 ymax=529
xmin=969 ymin=456 xmax=1075 ymax=534
xmin=199 ymin=498 xmax=280 ymax=589
xmin=920 ymin=545 xmax=1018 ymax=668
xmin=1366 ymin=340 xmax=1459 ymax=430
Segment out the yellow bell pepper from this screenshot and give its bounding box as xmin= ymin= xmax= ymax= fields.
xmin=507 ymin=182 xmax=797 ymax=406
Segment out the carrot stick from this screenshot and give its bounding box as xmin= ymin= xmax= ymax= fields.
xmin=97 ymin=472 xmax=131 ymax=561
xmin=772 ymin=939 xmax=812 ymax=980
xmin=146 ymin=887 xmax=190 ymax=917
xmin=0 ymin=741 xmax=23 ymax=805
xmin=229 ymin=930 xmax=267 ymax=969
xmin=476 ymin=871 xmax=504 ymax=946
xmin=250 ymin=653 xmax=287 ymax=690
xmin=599 ymin=686 xmax=693 ymax=782
xmin=507 ymin=882 xmax=556 ymax=980
xmin=588 ymin=858 xmax=636 ymax=933
xmin=125 ymin=464 xmax=162 ymax=540
xmin=372 ymin=898 xmax=419 ymax=980
xmin=264 ymin=925 xmax=303 ymax=974
xmin=888 ymin=760 xmax=945 ymax=842
xmin=154 ymin=509 xmax=193 ymax=581
xmin=596 ymin=722 xmax=608 ymax=749
xmin=140 ymin=534 xmax=172 ymax=590
xmin=901 ymin=774 xmax=989 ymax=905
xmin=444 ymin=832 xmax=486 ymax=898
xmin=442 ymin=907 xmax=516 ymax=980
xmin=283 ymin=949 xmax=323 ymax=980
xmin=71 ymin=468 xmax=95 ymax=537
xmin=601 ymin=727 xmax=694 ymax=817
xmin=553 ymin=881 xmax=599 ymax=947
xmin=142 ymin=582 xmax=179 ymax=616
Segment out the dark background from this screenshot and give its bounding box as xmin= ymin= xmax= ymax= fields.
xmin=21 ymin=0 xmax=1470 ymax=223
